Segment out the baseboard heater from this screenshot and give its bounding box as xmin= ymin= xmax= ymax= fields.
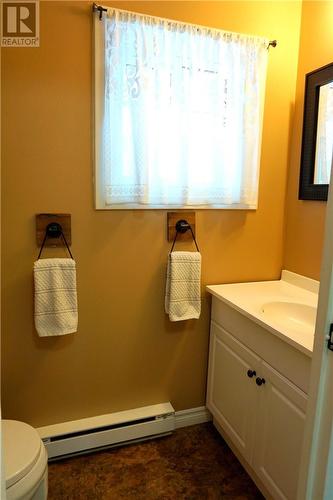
xmin=37 ymin=402 xmax=175 ymax=461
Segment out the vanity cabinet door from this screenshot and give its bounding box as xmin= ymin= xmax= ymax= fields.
xmin=253 ymin=361 xmax=307 ymax=500
xmin=206 ymin=322 xmax=260 ymax=462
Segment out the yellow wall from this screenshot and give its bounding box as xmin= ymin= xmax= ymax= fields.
xmin=2 ymin=1 xmax=301 ymax=427
xmin=283 ymin=1 xmax=333 ymax=280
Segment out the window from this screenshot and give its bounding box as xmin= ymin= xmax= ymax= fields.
xmin=94 ymin=8 xmax=268 ymax=209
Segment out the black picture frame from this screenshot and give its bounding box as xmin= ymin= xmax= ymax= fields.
xmin=299 ymin=62 xmax=333 ymax=201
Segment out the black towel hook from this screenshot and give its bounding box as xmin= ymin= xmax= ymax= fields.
xmin=170 ymin=219 xmax=200 ymax=253
xmin=37 ymin=222 xmax=74 ymax=260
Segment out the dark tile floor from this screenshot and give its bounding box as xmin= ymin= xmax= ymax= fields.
xmin=48 ymin=422 xmax=264 ymax=499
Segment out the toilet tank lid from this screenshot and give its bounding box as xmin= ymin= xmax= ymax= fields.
xmin=3 ymin=419 xmax=43 ymax=488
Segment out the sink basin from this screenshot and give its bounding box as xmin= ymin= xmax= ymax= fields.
xmin=261 ymin=301 xmax=317 ymax=335
xmin=207 ymin=271 xmax=319 ymax=356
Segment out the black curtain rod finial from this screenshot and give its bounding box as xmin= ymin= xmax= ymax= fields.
xmin=268 ymin=39 xmax=277 ymax=49
xmin=93 ymin=3 xmax=107 ymax=20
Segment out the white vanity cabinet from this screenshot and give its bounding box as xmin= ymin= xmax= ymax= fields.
xmin=253 ymin=360 xmax=307 ymax=500
xmin=207 ymin=297 xmax=310 ymax=500
xmin=207 ymin=322 xmax=260 ymax=463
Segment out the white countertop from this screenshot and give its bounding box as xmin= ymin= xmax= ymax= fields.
xmin=207 ymin=270 xmax=319 ymax=357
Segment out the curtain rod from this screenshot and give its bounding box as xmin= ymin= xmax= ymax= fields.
xmin=93 ymin=3 xmax=107 ymax=20
xmin=92 ymin=3 xmax=277 ymax=49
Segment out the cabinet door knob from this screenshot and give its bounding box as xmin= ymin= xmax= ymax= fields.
xmin=247 ymin=369 xmax=256 ymax=378
xmin=256 ymin=377 xmax=266 ymax=386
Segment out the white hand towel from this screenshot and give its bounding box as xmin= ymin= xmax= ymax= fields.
xmin=165 ymin=251 xmax=201 ymax=322
xmin=34 ymin=258 xmax=78 ymax=337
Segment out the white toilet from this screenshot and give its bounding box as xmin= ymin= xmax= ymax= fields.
xmin=3 ymin=420 xmax=48 ymax=500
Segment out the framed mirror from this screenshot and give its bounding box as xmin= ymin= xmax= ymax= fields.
xmin=299 ymin=62 xmax=333 ymax=201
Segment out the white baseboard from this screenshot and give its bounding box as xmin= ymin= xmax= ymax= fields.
xmin=175 ymin=406 xmax=212 ymax=429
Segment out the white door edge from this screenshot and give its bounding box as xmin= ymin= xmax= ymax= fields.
xmin=297 ymin=162 xmax=333 ymax=500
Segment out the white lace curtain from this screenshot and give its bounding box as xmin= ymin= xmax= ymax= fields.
xmin=96 ymin=8 xmax=268 ymax=208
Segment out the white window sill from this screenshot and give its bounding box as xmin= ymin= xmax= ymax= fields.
xmin=95 ymin=203 xmax=258 ymax=210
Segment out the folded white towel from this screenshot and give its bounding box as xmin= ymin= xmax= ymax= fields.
xmin=165 ymin=251 xmax=201 ymax=322
xmin=34 ymin=258 xmax=78 ymax=337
